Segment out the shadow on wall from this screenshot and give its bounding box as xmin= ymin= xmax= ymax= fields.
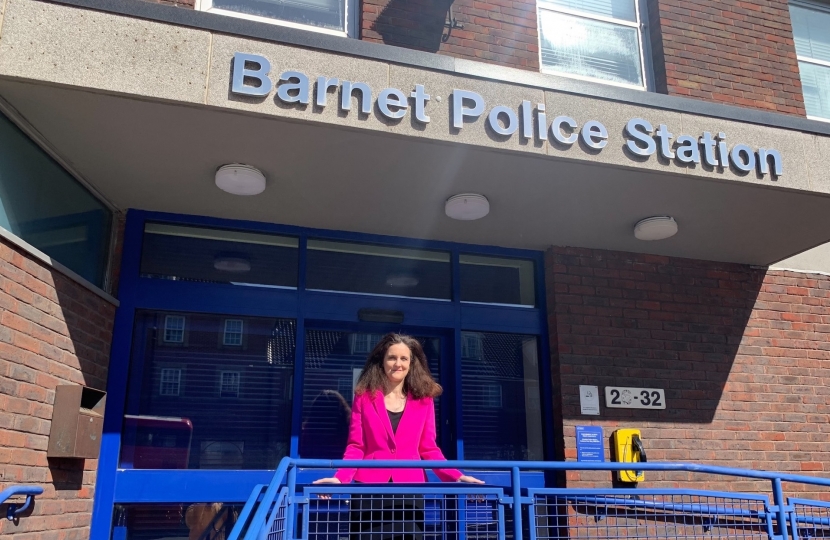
xmin=45 ymin=270 xmax=113 ymax=509
xmin=548 ymin=247 xmax=765 ymax=426
xmin=0 ymin=237 xmax=117 ymax=536
xmin=370 ymin=0 xmax=453 ymax=52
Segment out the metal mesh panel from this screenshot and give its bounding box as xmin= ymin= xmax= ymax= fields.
xmin=266 ymin=489 xmax=289 ymax=540
xmin=532 ymin=492 xmax=771 ymax=539
xmin=303 ymin=491 xmax=503 ymax=540
xmin=791 ymin=500 xmax=830 ymax=539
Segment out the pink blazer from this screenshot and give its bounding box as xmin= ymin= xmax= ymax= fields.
xmin=334 ymin=391 xmax=462 ymax=483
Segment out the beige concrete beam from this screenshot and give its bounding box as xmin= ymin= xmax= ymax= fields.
xmin=0 ymin=0 xmax=210 ymax=102
xmin=0 ymin=0 xmax=827 ymax=195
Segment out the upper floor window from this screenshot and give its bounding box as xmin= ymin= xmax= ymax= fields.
xmin=219 ymin=371 xmax=241 ymax=398
xmin=196 ymin=0 xmax=350 ymax=35
xmin=790 ymin=1 xmax=830 ymax=120
xmin=350 ymin=333 xmax=382 ymax=355
xmin=537 ymin=0 xmax=646 ymax=89
xmin=159 ymin=368 xmax=182 ymax=397
xmin=164 ymin=315 xmax=186 ymax=343
xmin=223 ymin=319 xmax=244 ymax=346
xmin=461 ymin=333 xmax=483 ymax=359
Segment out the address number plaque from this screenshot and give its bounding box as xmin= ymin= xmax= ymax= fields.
xmin=604 ymin=386 xmax=666 ymax=410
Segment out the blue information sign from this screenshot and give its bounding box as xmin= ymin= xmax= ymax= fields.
xmin=576 ymin=425 xmax=604 ymax=462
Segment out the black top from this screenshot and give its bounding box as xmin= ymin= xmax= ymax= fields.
xmin=387 ymin=408 xmax=404 ymax=434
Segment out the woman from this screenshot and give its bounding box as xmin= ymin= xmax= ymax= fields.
xmin=314 ymin=333 xmax=482 ymax=539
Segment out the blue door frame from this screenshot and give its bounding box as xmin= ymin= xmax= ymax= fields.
xmin=90 ymin=209 xmax=555 ymax=539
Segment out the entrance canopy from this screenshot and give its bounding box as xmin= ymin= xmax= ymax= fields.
xmin=1 ymin=0 xmax=830 ymax=265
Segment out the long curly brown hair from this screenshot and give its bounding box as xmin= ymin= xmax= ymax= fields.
xmin=354 ymin=333 xmax=442 ymax=399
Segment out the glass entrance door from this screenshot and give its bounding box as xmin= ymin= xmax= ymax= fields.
xmin=297 ymin=328 xmax=447 ymax=460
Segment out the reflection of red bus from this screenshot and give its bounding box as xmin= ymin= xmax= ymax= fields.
xmin=121 ymin=415 xmax=193 ymax=469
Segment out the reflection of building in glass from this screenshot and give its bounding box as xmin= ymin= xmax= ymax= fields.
xmin=349 ymin=333 xmax=383 ymax=355
xmin=219 ymin=371 xmax=240 ymax=398
xmin=461 ymin=332 xmax=543 ymax=462
xmin=223 ymin=319 xmax=244 ymax=346
xmin=299 ymin=332 xmax=442 ymax=459
xmin=122 ymin=314 xmax=296 ymax=470
xmin=159 ymin=368 xmax=181 ymax=397
xmin=163 ymin=315 xmax=185 ymax=343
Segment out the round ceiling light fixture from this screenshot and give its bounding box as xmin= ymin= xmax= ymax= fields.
xmin=634 ymin=216 xmax=678 ymax=241
xmin=215 ymin=164 xmax=266 ymax=196
xmin=386 ymin=274 xmax=419 ymax=288
xmin=445 ymin=193 xmax=490 ymax=221
xmin=213 ymin=256 xmax=252 ymax=273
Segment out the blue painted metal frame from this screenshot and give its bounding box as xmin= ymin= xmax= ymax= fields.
xmin=1 ymin=485 xmax=44 ymax=521
xmin=91 ymin=209 xmax=552 ymax=540
xmin=229 ymin=458 xmax=830 ymax=540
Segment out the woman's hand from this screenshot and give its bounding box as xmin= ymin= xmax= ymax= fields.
xmin=457 ymin=475 xmax=484 ymax=484
xmin=312 ymin=478 xmax=342 ymax=484
xmin=312 ymin=477 xmax=341 ymax=499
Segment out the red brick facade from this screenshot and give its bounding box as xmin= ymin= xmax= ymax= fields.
xmin=546 ymin=246 xmax=830 ymax=495
xmin=647 ymin=0 xmax=806 ymax=115
xmin=0 ymin=238 xmax=116 ymax=539
xmin=361 ymin=0 xmax=539 ymax=70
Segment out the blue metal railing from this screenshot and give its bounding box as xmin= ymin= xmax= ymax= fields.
xmin=0 ymin=485 xmax=43 ymax=521
xmin=228 ymin=459 xmax=830 ymax=540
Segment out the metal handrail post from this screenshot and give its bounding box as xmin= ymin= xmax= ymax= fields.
xmin=512 ymin=466 xmax=523 ymax=540
xmin=285 ymin=464 xmax=298 ymax=540
xmin=773 ymin=477 xmax=790 ymax=540
xmin=246 ymin=457 xmax=291 ymax=540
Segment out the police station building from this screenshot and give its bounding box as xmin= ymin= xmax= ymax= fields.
xmin=1 ymin=0 xmax=830 ymax=538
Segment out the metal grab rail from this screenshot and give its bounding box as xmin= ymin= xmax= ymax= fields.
xmin=230 ymin=459 xmax=830 ymax=540
xmin=0 ymin=485 xmax=44 ymax=521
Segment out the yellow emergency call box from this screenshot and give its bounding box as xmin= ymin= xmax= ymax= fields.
xmin=612 ymin=428 xmax=647 ymax=483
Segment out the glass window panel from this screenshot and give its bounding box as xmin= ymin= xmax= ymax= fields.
xmin=164 ymin=315 xmax=185 ymax=343
xmin=0 ymin=112 xmax=111 ymax=286
xmin=211 ymin=0 xmax=345 ymax=32
xmin=799 ymin=61 xmax=830 ymax=120
xmin=539 ymin=9 xmax=644 ymax=87
xmin=539 ymin=0 xmax=636 ymax=22
xmin=460 ymin=332 xmax=543 ymax=461
xmin=791 ymin=4 xmax=830 ymax=64
xmin=460 ymin=254 xmax=536 ymax=306
xmin=223 ymin=319 xmax=244 ymax=346
xmin=140 ymin=223 xmax=299 ymax=288
xmin=299 ymin=330 xmax=442 ymax=459
xmin=306 ymin=240 xmax=451 ymax=300
xmin=159 ymin=368 xmax=181 ymax=396
xmin=121 ymin=311 xmax=296 ymax=470
xmin=220 ymin=371 xmax=241 ymax=398
xmin=113 ymin=503 xmax=243 ymax=540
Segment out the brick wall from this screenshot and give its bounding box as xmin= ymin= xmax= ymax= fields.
xmin=647 ymin=0 xmax=806 ymax=115
xmin=361 ymin=0 xmax=539 ymax=70
xmin=0 ymin=238 xmax=117 ymax=539
xmin=546 ymin=246 xmax=830 ymax=497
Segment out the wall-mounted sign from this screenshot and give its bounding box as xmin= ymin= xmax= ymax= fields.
xmin=605 ymin=387 xmax=666 ymax=410
xmin=575 ymin=425 xmax=604 ymax=462
xmin=230 ymin=52 xmax=783 ymax=179
xmin=579 ymin=385 xmax=600 ymax=415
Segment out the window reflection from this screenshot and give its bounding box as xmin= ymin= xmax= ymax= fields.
xmin=121 ymin=312 xmax=296 ymax=470
xmin=307 ymin=240 xmax=451 ymax=300
xmin=299 ymin=331 xmax=442 ymax=459
xmin=460 ymin=255 xmax=536 ymax=306
xmin=209 ymin=0 xmax=346 ymax=32
xmin=113 ymin=503 xmax=242 ymax=540
xmin=460 ymin=332 xmax=543 ymax=461
xmin=0 ymin=112 xmax=112 ymax=286
xmin=140 ymin=223 xmax=299 ymax=288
